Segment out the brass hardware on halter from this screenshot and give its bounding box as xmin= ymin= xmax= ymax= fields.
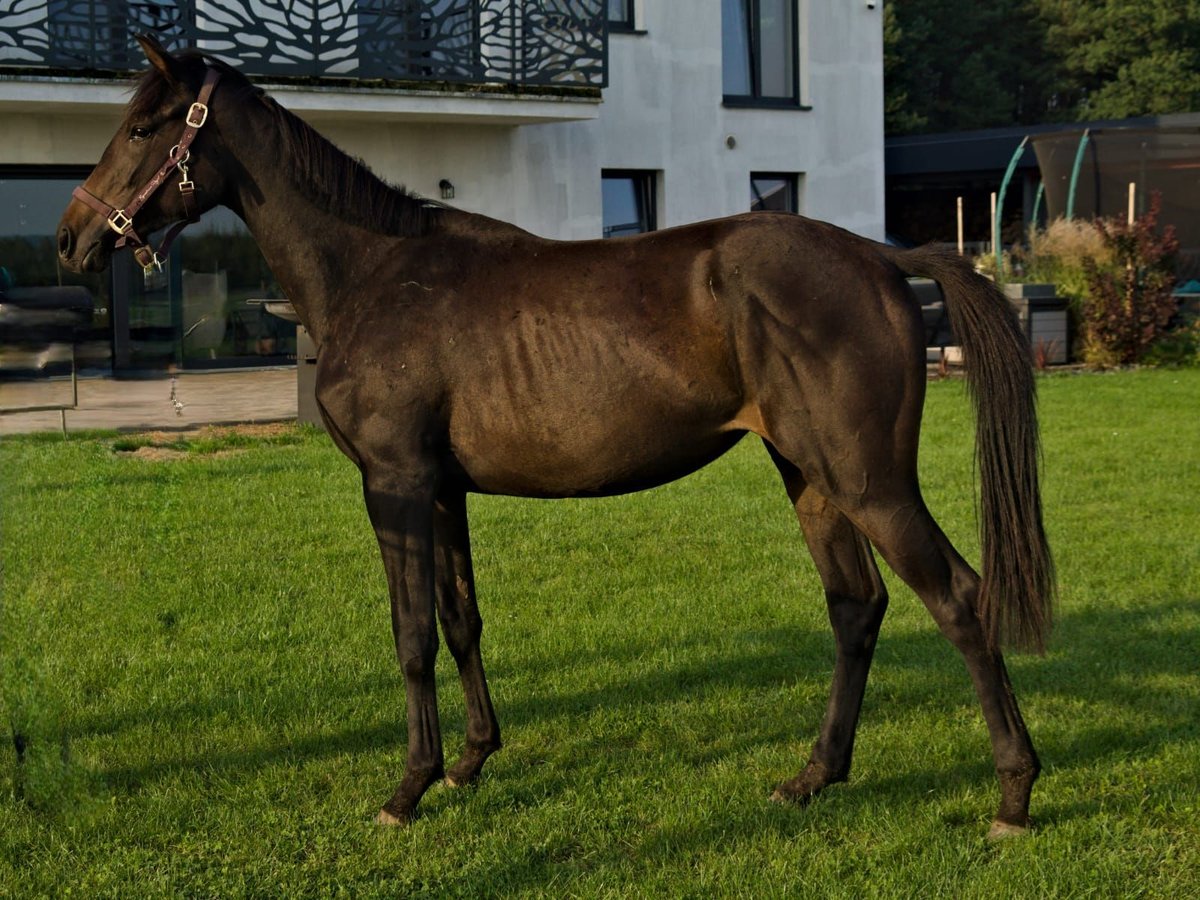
xmin=178 ymin=162 xmax=194 ymax=196
xmin=106 ymin=209 xmax=133 ymax=235
xmin=186 ymin=102 xmax=209 ymax=128
xmin=133 ymin=245 xmax=164 ymax=275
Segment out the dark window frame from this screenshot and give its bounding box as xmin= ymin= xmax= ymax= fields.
xmin=601 ymin=169 xmax=657 ymax=238
xmin=750 ymin=172 xmax=800 ymax=213
xmin=606 ymin=0 xmax=638 ymax=33
xmin=722 ymin=0 xmax=804 ymax=109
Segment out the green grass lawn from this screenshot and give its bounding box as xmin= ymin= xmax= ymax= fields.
xmin=2 ymin=369 xmax=1198 ymax=897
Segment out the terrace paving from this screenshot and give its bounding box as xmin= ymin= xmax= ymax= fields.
xmin=0 ymin=368 xmax=297 ymax=435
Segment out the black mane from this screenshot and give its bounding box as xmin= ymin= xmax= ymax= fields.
xmin=130 ymin=52 xmax=443 ymax=238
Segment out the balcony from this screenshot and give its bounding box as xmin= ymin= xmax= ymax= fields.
xmin=1 ymin=1 xmax=607 ymax=124
xmin=0 ymin=1 xmax=607 ymax=89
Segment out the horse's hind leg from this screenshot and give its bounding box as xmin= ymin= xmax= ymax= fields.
xmin=851 ymin=500 xmax=1041 ymax=837
xmin=767 ymin=447 xmax=889 ymax=804
xmin=433 ymin=489 xmax=502 ymax=787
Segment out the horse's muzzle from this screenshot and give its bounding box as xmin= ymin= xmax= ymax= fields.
xmin=56 ymin=216 xmax=111 ymax=274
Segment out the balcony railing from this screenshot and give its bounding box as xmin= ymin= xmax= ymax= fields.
xmin=0 ymin=0 xmax=607 ymax=88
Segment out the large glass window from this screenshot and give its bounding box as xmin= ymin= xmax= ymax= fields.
xmin=722 ymin=0 xmax=798 ymax=105
xmin=174 ymin=207 xmax=293 ymax=369
xmin=0 ymin=168 xmax=293 ymax=377
xmin=751 ymin=173 xmax=800 ymax=213
xmin=602 ymin=170 xmax=657 ymax=238
xmin=0 ymin=170 xmax=112 ymax=378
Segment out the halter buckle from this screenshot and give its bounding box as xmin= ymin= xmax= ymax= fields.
xmin=106 ymin=209 xmax=133 ymax=235
xmin=186 ymin=102 xmax=209 ymax=128
xmin=135 ymin=246 xmax=164 ymax=275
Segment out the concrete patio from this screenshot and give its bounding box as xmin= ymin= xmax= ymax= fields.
xmin=0 ymin=368 xmax=297 ymax=435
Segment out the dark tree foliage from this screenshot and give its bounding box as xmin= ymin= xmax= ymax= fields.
xmin=884 ymin=0 xmax=1057 ymax=135
xmin=1040 ymin=0 xmax=1200 ymax=120
xmin=885 ymin=0 xmax=1200 ymax=135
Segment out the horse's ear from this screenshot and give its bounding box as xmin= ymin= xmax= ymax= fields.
xmin=136 ymin=33 xmax=186 ymax=86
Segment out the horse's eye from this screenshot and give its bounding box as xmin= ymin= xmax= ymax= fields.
xmin=129 ymin=126 xmax=152 ymax=142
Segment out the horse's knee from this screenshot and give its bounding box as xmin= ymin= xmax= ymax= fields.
xmin=398 ymin=627 xmax=439 ymax=680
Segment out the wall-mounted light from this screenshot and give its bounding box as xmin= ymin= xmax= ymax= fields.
xmin=439 ymin=179 xmax=455 ymax=200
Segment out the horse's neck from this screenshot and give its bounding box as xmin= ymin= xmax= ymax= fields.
xmin=224 ymin=115 xmax=397 ymax=342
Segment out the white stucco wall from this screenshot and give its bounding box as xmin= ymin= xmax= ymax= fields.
xmin=0 ymin=1 xmax=884 ymax=241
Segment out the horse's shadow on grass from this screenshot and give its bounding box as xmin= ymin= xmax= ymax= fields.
xmin=10 ymin=597 xmax=1197 ymax=832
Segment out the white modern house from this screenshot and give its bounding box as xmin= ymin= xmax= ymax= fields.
xmin=0 ymin=1 xmax=884 ymax=374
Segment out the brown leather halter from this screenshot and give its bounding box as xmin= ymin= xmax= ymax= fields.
xmin=72 ymin=67 xmax=221 ymax=273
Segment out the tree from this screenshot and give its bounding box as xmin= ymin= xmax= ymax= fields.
xmin=1038 ymin=0 xmax=1200 ymax=119
xmin=885 ymin=0 xmax=1200 ymax=134
xmin=884 ymin=0 xmax=1057 ymax=135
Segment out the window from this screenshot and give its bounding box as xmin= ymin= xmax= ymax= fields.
xmin=751 ymin=173 xmax=800 ymax=213
xmin=607 ymin=0 xmax=636 ymax=32
xmin=722 ymin=0 xmax=798 ymax=105
xmin=0 ymin=168 xmax=112 ymax=377
xmin=0 ymin=167 xmax=292 ymax=376
xmin=602 ymin=171 xmax=657 ymax=238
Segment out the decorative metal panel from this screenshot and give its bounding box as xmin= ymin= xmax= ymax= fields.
xmin=0 ymin=0 xmax=607 ymax=87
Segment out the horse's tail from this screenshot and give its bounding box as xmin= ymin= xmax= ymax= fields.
xmin=881 ymin=243 xmax=1055 ymax=653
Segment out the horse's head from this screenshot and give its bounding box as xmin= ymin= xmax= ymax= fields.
xmin=58 ymin=35 xmax=230 ymax=273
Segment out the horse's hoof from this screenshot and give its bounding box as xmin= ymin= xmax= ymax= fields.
xmin=375 ymin=807 xmax=410 ymax=827
xmin=444 ymin=744 xmax=498 ymax=789
xmin=769 ymin=784 xmax=815 ymax=806
xmin=770 ymin=763 xmax=840 ymax=806
xmin=987 ymin=818 xmax=1030 ymax=840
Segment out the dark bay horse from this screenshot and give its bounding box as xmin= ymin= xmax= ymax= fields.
xmin=57 ymin=37 xmax=1053 ymax=838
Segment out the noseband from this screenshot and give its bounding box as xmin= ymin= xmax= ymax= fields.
xmin=72 ymin=67 xmax=221 ymax=273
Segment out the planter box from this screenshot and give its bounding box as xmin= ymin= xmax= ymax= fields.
xmin=296 ymin=326 xmax=322 ymax=429
xmin=1003 ymin=283 xmax=1069 ymax=364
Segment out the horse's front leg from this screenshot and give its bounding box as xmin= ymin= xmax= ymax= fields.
xmin=362 ymin=469 xmax=444 ymax=825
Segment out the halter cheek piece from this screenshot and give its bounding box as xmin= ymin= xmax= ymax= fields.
xmin=72 ymin=67 xmax=221 ymax=274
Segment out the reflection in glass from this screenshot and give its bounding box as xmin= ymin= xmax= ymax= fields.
xmin=721 ymin=0 xmax=752 ymax=97
xmin=176 ymin=206 xmax=292 ymax=367
xmin=0 ymin=175 xmax=111 ymax=377
xmin=602 ymin=172 xmax=656 ymax=238
xmin=751 ymin=174 xmax=798 ymax=213
xmin=758 ymin=0 xmax=794 ymax=98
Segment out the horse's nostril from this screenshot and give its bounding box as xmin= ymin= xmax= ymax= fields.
xmin=58 ymin=226 xmax=74 ymax=258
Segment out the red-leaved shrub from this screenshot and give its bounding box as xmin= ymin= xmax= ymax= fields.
xmin=1081 ymin=192 xmax=1180 ymax=367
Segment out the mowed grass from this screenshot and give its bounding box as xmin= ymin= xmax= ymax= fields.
xmin=1 ymin=369 xmax=1197 ymax=897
